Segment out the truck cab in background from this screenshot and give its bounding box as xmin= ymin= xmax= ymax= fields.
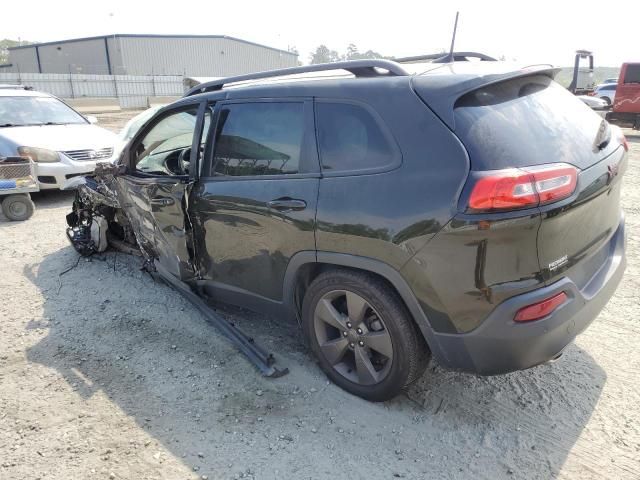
xmin=606 ymin=63 xmax=640 ymax=130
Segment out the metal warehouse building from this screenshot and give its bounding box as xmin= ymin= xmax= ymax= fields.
xmin=2 ymin=34 xmax=298 ymax=76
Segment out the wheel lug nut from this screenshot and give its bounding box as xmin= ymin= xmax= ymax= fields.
xmin=349 ymin=342 xmax=355 ymax=348
xmin=358 ymin=341 xmax=365 ymax=347
xmin=346 ymin=322 xmax=352 ymax=329
xmin=356 ymin=328 xmax=363 ymax=334
xmin=343 ymin=331 xmax=348 ymax=337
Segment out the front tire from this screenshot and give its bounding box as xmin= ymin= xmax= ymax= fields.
xmin=302 ymin=269 xmax=429 ymax=401
xmin=602 ymin=96 xmax=611 ymax=105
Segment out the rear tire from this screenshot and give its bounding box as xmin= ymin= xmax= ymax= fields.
xmin=2 ymin=194 xmax=35 ymax=221
xmin=602 ymin=96 xmax=611 ymax=105
xmin=302 ymin=268 xmax=429 ymax=401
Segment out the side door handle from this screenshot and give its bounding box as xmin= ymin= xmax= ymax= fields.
xmin=266 ymin=197 xmax=307 ymax=212
xmin=150 ymin=196 xmax=175 ymax=206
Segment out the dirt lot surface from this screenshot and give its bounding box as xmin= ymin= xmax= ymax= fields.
xmin=1 ymin=113 xmax=638 ymax=480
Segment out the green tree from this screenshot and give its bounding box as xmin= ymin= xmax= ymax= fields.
xmin=309 ymin=45 xmax=341 ymax=64
xmin=0 ymin=39 xmax=33 ymax=64
xmin=345 ymin=44 xmax=384 ymax=60
xmin=345 ymin=43 xmax=360 ymax=60
xmin=289 ymin=46 xmax=303 ymax=66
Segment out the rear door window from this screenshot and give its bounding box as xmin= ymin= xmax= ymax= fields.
xmin=454 ymin=75 xmax=609 ymax=170
xmin=315 ymin=102 xmax=400 ymax=174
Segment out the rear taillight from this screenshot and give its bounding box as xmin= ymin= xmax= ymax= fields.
xmin=514 ymin=292 xmax=568 ymax=322
xmin=468 ymin=163 xmax=578 ymax=212
xmin=622 ymin=135 xmax=629 ymax=152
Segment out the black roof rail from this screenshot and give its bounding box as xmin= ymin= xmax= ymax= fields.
xmin=184 ymin=59 xmax=409 ymax=96
xmin=395 ymin=52 xmax=497 ymax=63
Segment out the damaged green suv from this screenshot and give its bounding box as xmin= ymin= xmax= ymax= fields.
xmin=66 ymin=58 xmax=627 ymax=401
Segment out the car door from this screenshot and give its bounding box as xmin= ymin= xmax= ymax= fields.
xmin=116 ymin=100 xmax=210 ymax=280
xmin=191 ymin=98 xmax=319 ymax=308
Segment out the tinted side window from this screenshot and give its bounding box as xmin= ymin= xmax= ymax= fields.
xmin=623 ymin=64 xmax=640 ymax=84
xmin=316 ymin=103 xmax=397 ymax=173
xmin=211 ymin=102 xmax=304 ymax=176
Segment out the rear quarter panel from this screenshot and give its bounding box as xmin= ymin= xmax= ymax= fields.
xmin=315 ymin=80 xmax=469 ymax=288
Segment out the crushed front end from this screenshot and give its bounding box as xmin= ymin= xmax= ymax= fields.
xmin=62 ymin=163 xmax=288 ymax=377
xmin=65 ymin=162 xmax=140 ymax=258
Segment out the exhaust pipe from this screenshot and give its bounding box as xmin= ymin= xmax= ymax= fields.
xmin=544 ymin=351 xmax=564 ymax=365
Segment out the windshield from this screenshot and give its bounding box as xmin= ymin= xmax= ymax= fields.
xmin=0 ymin=96 xmax=87 ymax=127
xmin=120 ymin=106 xmax=162 ymax=141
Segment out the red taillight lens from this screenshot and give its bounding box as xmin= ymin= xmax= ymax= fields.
xmin=468 ymin=164 xmax=578 ymax=212
xmin=514 ymin=292 xmax=568 ymax=322
xmin=622 ymin=135 xmax=629 ymax=152
xmin=468 ymin=170 xmax=537 ymax=210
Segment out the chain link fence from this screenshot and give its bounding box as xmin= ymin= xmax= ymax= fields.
xmin=0 ymin=72 xmax=185 ymax=109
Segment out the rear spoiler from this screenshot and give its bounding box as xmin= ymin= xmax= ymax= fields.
xmin=411 ymin=65 xmax=561 ymax=130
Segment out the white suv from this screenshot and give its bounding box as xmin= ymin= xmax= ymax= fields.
xmin=0 ymin=87 xmax=116 ymax=189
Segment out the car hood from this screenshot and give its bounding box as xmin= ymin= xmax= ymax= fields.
xmin=0 ymin=124 xmax=117 ymax=151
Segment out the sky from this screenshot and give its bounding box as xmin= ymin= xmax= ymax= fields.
xmin=3 ymin=0 xmax=639 ymax=67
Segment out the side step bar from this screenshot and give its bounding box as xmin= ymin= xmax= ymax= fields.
xmin=154 ymin=261 xmax=289 ymax=378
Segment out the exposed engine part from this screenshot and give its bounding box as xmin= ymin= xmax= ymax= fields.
xmin=65 ymin=175 xmax=138 ymax=257
xmin=90 ymin=215 xmax=109 ymax=253
xmin=65 ymin=217 xmax=94 ymax=256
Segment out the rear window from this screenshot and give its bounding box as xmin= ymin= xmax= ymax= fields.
xmin=316 ymin=102 xmax=399 ymax=174
xmin=454 ymin=75 xmax=607 ymax=170
xmin=623 ymin=64 xmax=640 ymax=84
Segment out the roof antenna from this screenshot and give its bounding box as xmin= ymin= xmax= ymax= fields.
xmin=434 ymin=11 xmax=459 ymax=63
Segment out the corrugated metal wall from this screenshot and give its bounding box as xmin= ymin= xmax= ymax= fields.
xmin=119 ymin=37 xmax=297 ymax=76
xmin=0 ymin=73 xmax=184 ymax=108
xmin=5 ymin=36 xmax=298 ymax=76
xmin=3 ymin=48 xmax=39 ymax=73
xmin=38 ymin=38 xmax=110 ymax=74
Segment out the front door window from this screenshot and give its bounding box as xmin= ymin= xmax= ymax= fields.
xmin=134 ymin=107 xmax=200 ymax=176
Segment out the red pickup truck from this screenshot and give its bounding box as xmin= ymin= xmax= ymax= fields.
xmin=606 ymin=63 xmax=640 ymax=129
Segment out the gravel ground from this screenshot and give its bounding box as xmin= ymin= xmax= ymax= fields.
xmin=0 ymin=114 xmax=638 ymax=480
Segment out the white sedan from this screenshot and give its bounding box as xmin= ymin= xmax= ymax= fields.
xmin=577 ymin=95 xmax=608 ymax=110
xmin=0 ymin=87 xmax=117 ymax=189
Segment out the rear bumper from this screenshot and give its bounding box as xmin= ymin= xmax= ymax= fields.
xmin=430 ymin=216 xmax=626 ymax=374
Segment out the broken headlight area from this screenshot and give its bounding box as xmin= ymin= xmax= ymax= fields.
xmin=65 ymin=166 xmax=139 ymax=258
